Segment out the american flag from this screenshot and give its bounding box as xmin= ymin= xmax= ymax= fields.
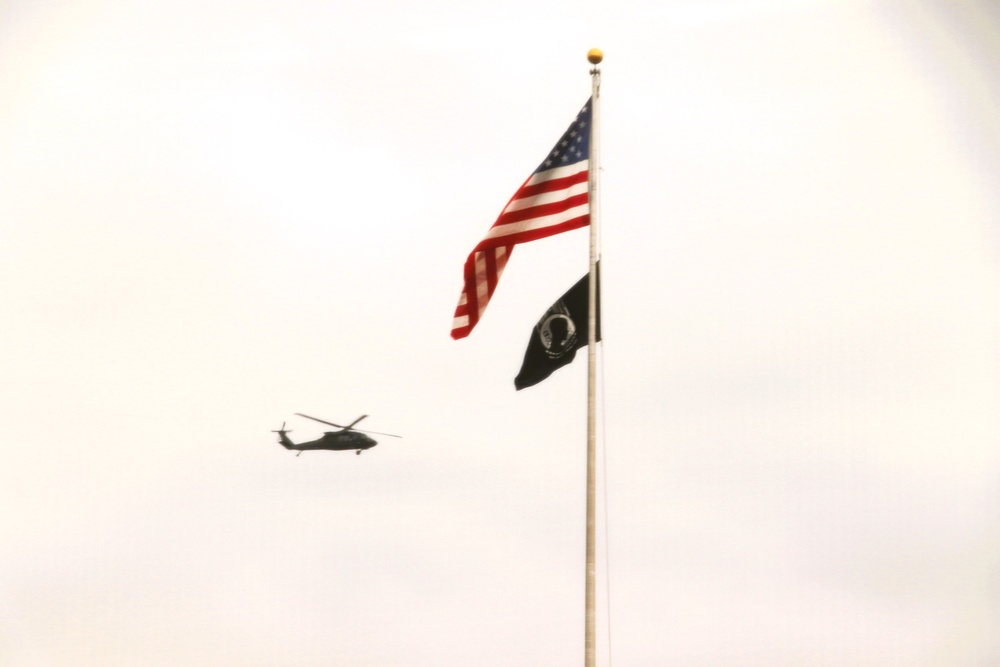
xmin=451 ymin=99 xmax=592 ymax=339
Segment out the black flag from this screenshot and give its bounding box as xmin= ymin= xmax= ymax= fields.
xmin=514 ymin=264 xmax=600 ymax=390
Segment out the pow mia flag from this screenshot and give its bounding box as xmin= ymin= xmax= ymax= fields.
xmin=514 ymin=264 xmax=600 ymax=390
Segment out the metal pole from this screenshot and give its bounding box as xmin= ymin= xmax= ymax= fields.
xmin=585 ymin=47 xmax=602 ymax=667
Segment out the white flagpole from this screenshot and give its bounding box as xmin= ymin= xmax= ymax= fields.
xmin=585 ymin=47 xmax=602 ymax=667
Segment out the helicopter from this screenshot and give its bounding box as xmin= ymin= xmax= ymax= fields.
xmin=272 ymin=413 xmax=401 ymax=455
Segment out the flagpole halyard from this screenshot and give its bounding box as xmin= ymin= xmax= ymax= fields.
xmin=585 ymin=48 xmax=602 ymax=667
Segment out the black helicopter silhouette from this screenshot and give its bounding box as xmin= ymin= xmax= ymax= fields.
xmin=273 ymin=413 xmax=401 ymax=455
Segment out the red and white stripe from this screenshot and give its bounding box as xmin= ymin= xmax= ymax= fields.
xmin=451 ymin=160 xmax=589 ymax=339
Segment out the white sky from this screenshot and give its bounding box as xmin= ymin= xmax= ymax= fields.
xmin=2 ymin=0 xmax=999 ymax=665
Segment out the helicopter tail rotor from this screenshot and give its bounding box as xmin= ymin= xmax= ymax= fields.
xmin=272 ymin=422 xmax=295 ymax=449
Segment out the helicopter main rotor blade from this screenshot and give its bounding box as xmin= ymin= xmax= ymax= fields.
xmin=294 ymin=413 xmax=400 ymax=438
xmin=352 ymin=428 xmax=402 ymax=439
xmin=295 ymin=413 xmax=350 ymax=429
xmin=345 ymin=415 xmax=368 ymax=430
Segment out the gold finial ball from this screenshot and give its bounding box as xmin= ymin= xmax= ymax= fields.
xmin=587 ymin=48 xmax=603 ymax=65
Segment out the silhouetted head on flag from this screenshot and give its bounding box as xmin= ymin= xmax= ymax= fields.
xmin=543 ymin=314 xmax=576 ymax=355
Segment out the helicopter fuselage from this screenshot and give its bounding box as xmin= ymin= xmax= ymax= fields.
xmin=281 ymin=431 xmax=376 ymax=453
xmin=313 ymin=431 xmax=375 ymax=450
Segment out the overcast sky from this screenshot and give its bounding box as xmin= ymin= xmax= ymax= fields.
xmin=2 ymin=1 xmax=999 ymax=665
